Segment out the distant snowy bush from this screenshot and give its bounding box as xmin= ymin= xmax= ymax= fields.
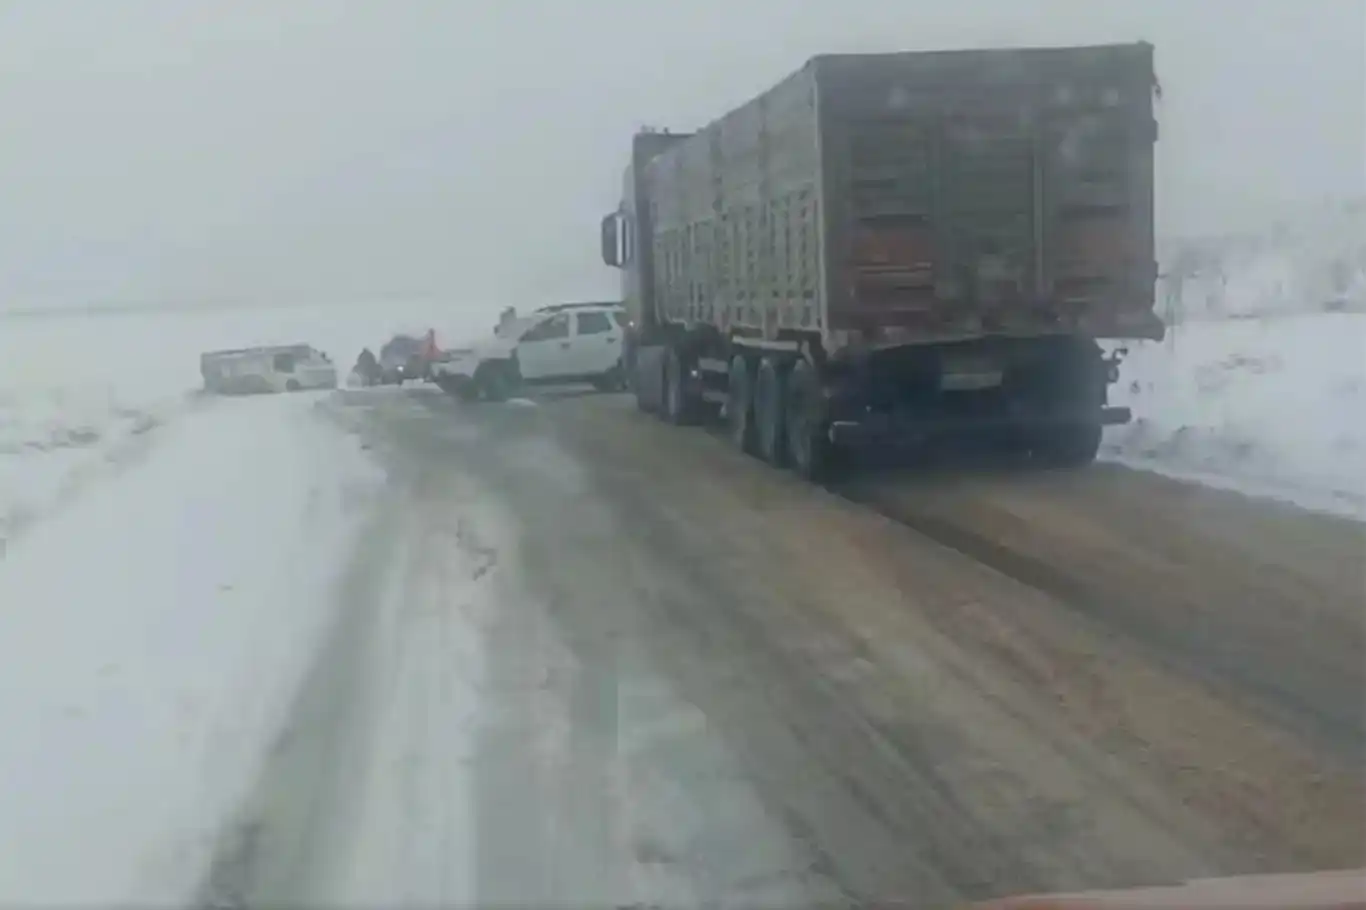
xmin=1157 ymin=199 xmax=1366 ymax=324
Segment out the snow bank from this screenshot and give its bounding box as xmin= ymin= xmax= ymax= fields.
xmin=1105 ymin=313 xmax=1366 ymax=518
xmin=0 ymin=394 xmax=383 ymax=904
xmin=0 ymin=301 xmax=484 ymax=550
xmin=1112 ymin=202 xmax=1366 ymax=517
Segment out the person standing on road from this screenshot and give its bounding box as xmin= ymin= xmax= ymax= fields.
xmin=356 ymin=347 xmax=379 ymax=386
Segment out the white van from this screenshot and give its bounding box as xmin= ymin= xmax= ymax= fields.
xmin=201 ymin=344 xmax=338 ymax=395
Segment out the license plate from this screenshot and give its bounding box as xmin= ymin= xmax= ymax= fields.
xmin=939 ymin=357 xmax=1003 ymax=391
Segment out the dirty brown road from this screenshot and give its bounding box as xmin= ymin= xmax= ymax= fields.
xmin=232 ymin=386 xmax=1364 ymax=909
xmin=556 ymin=391 xmax=1365 ymax=860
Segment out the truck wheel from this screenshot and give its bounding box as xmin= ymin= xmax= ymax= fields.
xmin=285 ymin=379 xmax=301 ymax=392
xmin=754 ymin=356 xmax=789 ymax=465
xmin=634 ymin=349 xmax=661 ymax=413
xmin=726 ymin=354 xmax=756 ymax=453
xmin=1036 ymin=422 xmax=1102 ymax=467
xmin=477 ymin=362 xmax=514 ymax=402
xmin=784 ymin=359 xmax=833 ymax=481
xmin=663 ymin=346 xmax=693 ymax=424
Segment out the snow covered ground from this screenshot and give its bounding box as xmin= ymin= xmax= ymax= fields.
xmin=0 ymin=300 xmax=474 ymax=903
xmin=0 ymin=392 xmax=384 ymax=904
xmin=1105 ymin=313 xmax=1366 ymax=518
xmin=1105 ymin=203 xmax=1366 ymax=519
xmin=0 ymin=300 xmax=484 ymax=553
xmin=1157 ymin=199 xmax=1366 ymax=323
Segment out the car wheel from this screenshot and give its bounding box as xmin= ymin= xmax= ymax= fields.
xmin=477 ymin=361 xmax=517 ymax=402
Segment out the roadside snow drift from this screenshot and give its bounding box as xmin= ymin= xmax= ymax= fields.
xmin=0 ymin=394 xmax=382 ymax=905
xmin=1106 ymin=313 xmax=1366 ymax=518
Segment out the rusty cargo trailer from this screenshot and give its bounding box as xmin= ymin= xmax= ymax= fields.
xmin=600 ymin=42 xmax=1163 ymax=479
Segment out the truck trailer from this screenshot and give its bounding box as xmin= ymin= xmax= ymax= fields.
xmin=600 ymin=42 xmax=1164 ymax=479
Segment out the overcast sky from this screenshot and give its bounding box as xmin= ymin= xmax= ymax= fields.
xmin=1 ymin=0 xmax=1362 ymax=310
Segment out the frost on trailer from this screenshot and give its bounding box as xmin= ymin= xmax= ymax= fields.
xmin=602 ymin=43 xmax=1164 ymax=479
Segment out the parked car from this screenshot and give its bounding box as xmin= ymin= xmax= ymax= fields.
xmin=377 ymin=330 xmax=441 ymax=384
xmin=431 ymin=302 xmax=627 ymax=401
xmin=378 ymin=334 xmax=423 ymax=384
xmin=200 ymin=344 xmax=337 ymax=395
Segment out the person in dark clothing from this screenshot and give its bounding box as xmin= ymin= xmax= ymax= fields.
xmin=355 ymin=347 xmax=380 ymax=385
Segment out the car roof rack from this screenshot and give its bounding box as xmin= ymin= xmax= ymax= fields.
xmin=532 ymin=300 xmax=622 ymax=313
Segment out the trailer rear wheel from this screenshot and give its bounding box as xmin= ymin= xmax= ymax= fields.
xmin=662 ymin=345 xmax=694 ymax=425
xmin=1035 ymin=422 xmax=1103 ymax=467
xmin=726 ymin=354 xmax=757 ymax=453
xmin=785 ymin=359 xmax=833 ymax=481
xmin=754 ymin=356 xmax=789 ymax=465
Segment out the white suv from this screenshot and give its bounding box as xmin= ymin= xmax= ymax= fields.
xmin=432 ymin=302 xmax=628 ymax=401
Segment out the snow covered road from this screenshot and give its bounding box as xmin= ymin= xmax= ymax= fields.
xmin=0 ymin=295 xmax=1361 ymax=905
xmin=0 ymin=379 xmax=1358 ymax=908
xmin=0 ymin=393 xmax=382 ymax=904
xmin=197 ymin=387 xmax=1360 ymax=909
xmin=205 ymin=389 xmax=834 ymax=909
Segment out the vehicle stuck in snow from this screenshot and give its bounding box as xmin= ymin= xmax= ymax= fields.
xmin=200 ymin=344 xmax=338 ymax=395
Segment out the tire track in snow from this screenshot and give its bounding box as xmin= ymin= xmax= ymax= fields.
xmin=191 ymin=493 xmax=404 ymax=909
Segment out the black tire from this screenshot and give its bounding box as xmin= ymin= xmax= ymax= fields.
xmin=662 ymin=345 xmax=691 ymax=425
xmin=1035 ymin=422 xmax=1102 ymax=467
xmin=785 ymin=359 xmax=833 ymax=481
xmin=476 ymin=361 xmax=514 ymax=402
xmin=754 ymin=356 xmax=789 ymax=465
xmin=634 ymin=354 xmax=657 ymax=412
xmin=726 ymin=354 xmax=756 ymax=454
xmin=285 ymin=379 xmax=301 ymax=392
xmin=592 ymin=364 xmax=625 ymax=393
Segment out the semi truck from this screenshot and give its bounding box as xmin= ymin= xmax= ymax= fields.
xmin=600 ymin=42 xmax=1164 ymax=479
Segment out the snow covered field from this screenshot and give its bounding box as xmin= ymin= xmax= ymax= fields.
xmin=1105 ymin=205 xmax=1366 ymax=518
xmin=0 ymin=301 xmax=484 ymax=552
xmin=1157 ymin=201 xmax=1366 ymax=323
xmin=1105 ymin=313 xmax=1366 ymax=518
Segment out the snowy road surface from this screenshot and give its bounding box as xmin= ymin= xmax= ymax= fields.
xmin=211 ymin=387 xmax=1360 ymax=908
xmin=0 ymin=384 xmax=1360 ymax=908
xmin=0 ymin=393 xmax=381 ymax=903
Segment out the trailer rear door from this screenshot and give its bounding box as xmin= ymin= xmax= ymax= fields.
xmin=819 ymin=44 xmax=1162 ymax=342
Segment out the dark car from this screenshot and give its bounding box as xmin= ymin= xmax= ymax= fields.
xmin=379 ymin=335 xmax=425 ymax=384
